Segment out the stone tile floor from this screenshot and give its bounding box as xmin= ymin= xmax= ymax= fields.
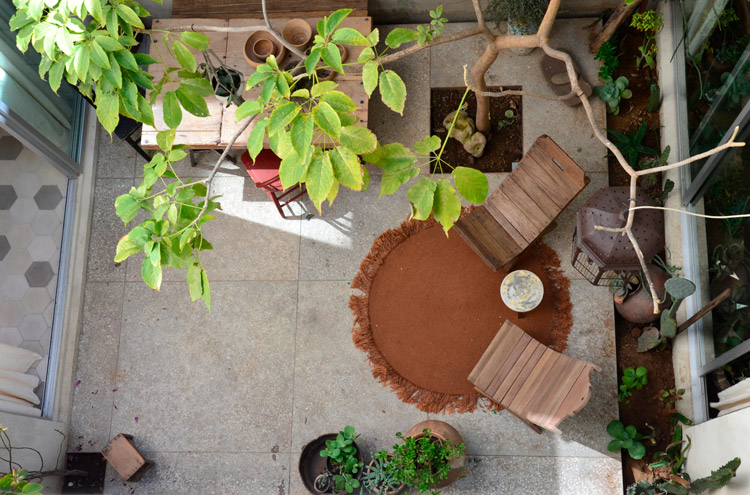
xmin=0 ymin=131 xmax=68 ymax=404
xmin=69 ymin=19 xmax=623 ymax=495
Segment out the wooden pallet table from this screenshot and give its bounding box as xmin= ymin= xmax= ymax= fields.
xmin=141 ymin=16 xmax=371 ymax=150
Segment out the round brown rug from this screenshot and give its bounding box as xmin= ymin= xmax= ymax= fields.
xmin=349 ymin=214 xmax=573 ymax=413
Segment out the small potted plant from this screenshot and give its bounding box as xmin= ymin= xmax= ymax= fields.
xmin=361 ymin=452 xmax=405 ymax=495
xmin=379 ymin=421 xmax=466 ymax=494
xmin=485 ymin=0 xmax=549 ymax=54
xmin=320 ymin=426 xmax=364 ymax=494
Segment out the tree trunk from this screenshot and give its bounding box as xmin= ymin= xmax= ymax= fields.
xmin=472 ymin=43 xmax=500 ymax=134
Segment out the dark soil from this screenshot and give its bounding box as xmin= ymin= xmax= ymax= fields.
xmin=606 ymin=28 xmax=662 ymax=199
xmin=615 ymin=316 xmax=678 ymax=488
xmin=430 ymin=87 xmax=522 ymax=173
xmin=62 ymin=452 xmax=106 ymax=494
xmin=603 ymin=18 xmax=678 ymax=493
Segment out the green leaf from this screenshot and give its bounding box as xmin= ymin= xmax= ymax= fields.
xmin=340 ymin=125 xmax=377 ymax=154
xmin=414 ymin=135 xmax=441 ymax=155
xmin=304 ymin=153 xmax=335 ymax=211
xmin=173 ymin=40 xmax=197 ymax=72
xmin=73 ymin=44 xmax=91 ymax=80
xmin=27 ymin=0 xmax=44 ymax=21
xmin=113 ymin=49 xmax=138 ymax=71
xmin=452 ymin=166 xmax=488 ymax=204
xmin=327 ymin=8 xmax=353 ymax=33
xmin=96 ymin=92 xmax=120 ymax=133
xmin=358 ymin=46 xmax=375 ymax=63
xmin=313 ymin=101 xmax=341 ymax=139
xmin=321 ymin=43 xmax=345 ymax=74
xmin=407 ymin=177 xmax=437 ymax=220
xmin=366 ymin=28 xmax=380 ymax=47
xmin=329 ymin=146 xmax=362 ymax=190
xmin=290 ymin=113 xmax=314 ymax=158
xmin=379 ymin=171 xmax=403 ymax=196
xmin=236 ymin=100 xmax=263 ymax=122
xmin=56 ymin=29 xmax=74 ymax=55
xmin=362 ymin=143 xmax=416 ymax=171
xmin=134 ymin=53 xmax=159 ymax=65
xmin=114 ymin=235 xmax=140 ymax=262
xmin=311 ymin=80 xmax=338 ymax=97
xmin=157 ymin=129 xmax=175 ymax=150
xmin=362 ymin=60 xmax=379 ymax=97
xmin=181 ymin=77 xmax=214 ymax=97
xmin=95 ymin=35 xmax=123 ymax=52
xmin=84 ymin=0 xmax=105 ymax=23
xmin=378 ymin=70 xmax=406 ymax=115
xmin=246 ymin=68 xmax=271 ymax=90
xmin=176 ymin=85 xmax=209 ymax=117
xmin=279 ymin=151 xmax=306 ymax=189
xmin=201 ymin=269 xmax=211 ymax=309
xmin=432 ymin=179 xmax=462 ymax=233
xmin=49 ymin=61 xmax=65 ymax=93
xmin=104 ymin=53 xmax=122 ymax=88
xmin=628 ymin=442 xmax=646 ymax=460
xmin=291 ymin=88 xmax=309 ymax=98
xmin=114 ymin=193 xmax=140 ymax=224
xmin=116 ymin=4 xmax=144 ymax=29
xmin=142 ymin=256 xmax=163 ymax=290
xmin=247 ymin=117 xmax=269 ymax=160
xmin=305 ymin=46 xmax=321 ymax=76
xmin=180 ymin=31 xmax=210 ymax=50
xmin=320 ymin=90 xmax=357 ymax=114
xmin=385 ymin=28 xmax=419 ymax=49
xmin=331 ymin=27 xmax=369 ymax=45
xmin=268 ymin=100 xmax=300 ymax=135
xmin=22 ymin=483 xmax=44 ymax=494
xmin=106 ymin=8 xmax=119 ymax=38
xmin=163 ymin=91 xmax=182 ymax=128
xmin=187 ymin=263 xmax=202 ymax=301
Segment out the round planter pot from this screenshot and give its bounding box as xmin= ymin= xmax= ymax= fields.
xmin=405 ymin=420 xmax=466 ymax=489
xmin=299 ymin=434 xmax=336 ymax=494
xmin=210 ymin=71 xmax=243 ymax=104
xmin=283 ymin=18 xmax=313 ymax=50
xmin=244 ymin=31 xmax=287 ymax=67
xmin=508 ymin=18 xmax=540 ymax=56
xmin=614 ymin=264 xmax=671 ymax=324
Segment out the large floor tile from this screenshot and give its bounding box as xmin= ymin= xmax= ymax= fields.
xmin=86 ymin=179 xmax=131 ymax=282
xmin=95 ymin=126 xmax=137 ymax=179
xmin=104 ymin=452 xmax=290 ymax=495
xmin=298 ymin=175 xmax=412 ymax=281
xmin=292 ymin=281 xmax=428 ymax=456
xmin=125 ymin=176 xmax=301 ymax=283
xmin=68 ymin=282 xmax=124 ymax=452
xmin=437 ymin=455 xmax=622 ymax=494
xmin=110 ymin=281 xmax=297 ymax=453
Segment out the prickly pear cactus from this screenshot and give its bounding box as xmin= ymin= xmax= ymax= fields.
xmin=664 ymin=278 xmax=696 ymax=300
xmin=661 ymin=311 xmax=678 ymax=338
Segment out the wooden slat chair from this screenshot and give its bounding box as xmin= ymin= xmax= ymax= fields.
xmin=468 ymin=320 xmax=600 ymax=434
xmin=454 ymin=135 xmax=588 ymax=272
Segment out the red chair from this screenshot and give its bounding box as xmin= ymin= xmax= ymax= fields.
xmin=240 ymin=149 xmax=307 ymax=219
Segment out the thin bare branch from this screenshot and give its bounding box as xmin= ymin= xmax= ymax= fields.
xmin=628 ymin=206 xmax=750 ymax=220
xmin=380 ymin=26 xmax=484 ymax=64
xmin=261 ymin=0 xmax=307 ymax=60
xmin=635 ymin=126 xmax=745 ymax=176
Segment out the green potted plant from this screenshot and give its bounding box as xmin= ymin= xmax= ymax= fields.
xmin=320 ymin=426 xmax=364 ymax=494
xmin=361 ymin=453 xmax=406 ymax=495
xmin=379 ymin=421 xmax=466 ymax=494
xmin=485 ymin=0 xmax=549 ymax=54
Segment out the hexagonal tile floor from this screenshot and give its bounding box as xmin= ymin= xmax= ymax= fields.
xmin=0 ymin=130 xmax=68 ymax=407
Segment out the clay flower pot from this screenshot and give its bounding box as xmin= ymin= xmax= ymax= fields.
xmin=614 ymin=264 xmax=671 ymax=324
xmin=405 ymin=420 xmax=466 ymax=489
xmin=282 ymin=18 xmax=313 ymax=50
xmin=244 ymin=31 xmax=287 ymax=67
xmin=365 ymin=456 xmax=406 ymax=495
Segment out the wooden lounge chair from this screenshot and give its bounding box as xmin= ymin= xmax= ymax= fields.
xmin=468 ymin=320 xmax=600 ymax=434
xmin=454 ymin=135 xmax=588 ymax=272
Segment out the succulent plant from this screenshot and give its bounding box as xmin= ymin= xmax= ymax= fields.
xmin=595 ymin=76 xmax=632 ymax=115
xmin=660 ymin=278 xmax=697 ymax=338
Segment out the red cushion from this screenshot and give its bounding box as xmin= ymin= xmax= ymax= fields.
xmin=241 ymin=149 xmax=282 ymax=189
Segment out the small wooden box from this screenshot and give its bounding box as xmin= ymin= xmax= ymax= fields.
xmin=101 ymin=434 xmax=154 ymax=482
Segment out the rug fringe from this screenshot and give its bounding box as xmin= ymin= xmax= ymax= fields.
xmin=349 ymin=213 xmax=571 ymax=414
